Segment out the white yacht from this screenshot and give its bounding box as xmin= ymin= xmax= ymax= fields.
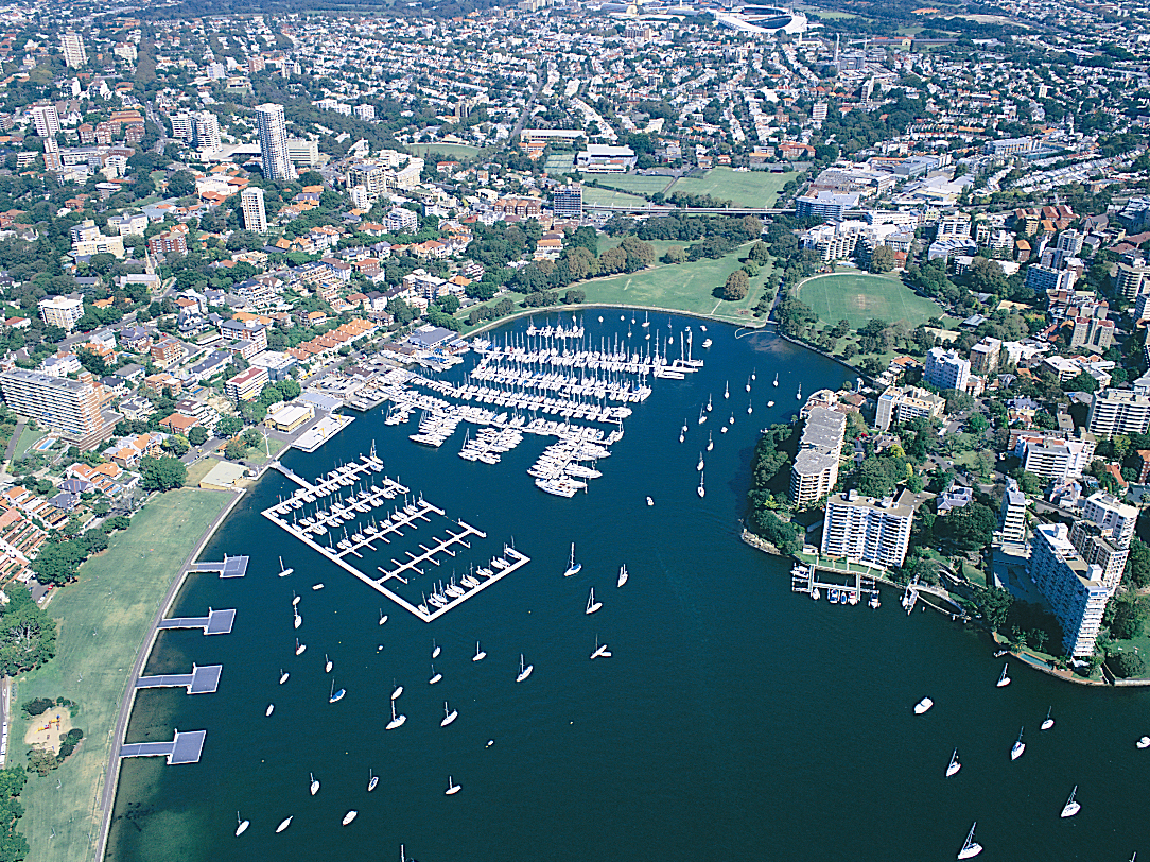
xmin=295 ymin=640 xmax=306 ymax=656
xmin=591 ymin=637 xmax=611 ymax=659
xmin=724 ymin=381 xmax=729 ymax=399
xmin=310 ymin=773 xmax=319 ymax=795
xmin=646 ymin=497 xmax=654 ymax=506
xmin=368 ymin=770 xmax=379 ymax=792
xmin=276 ymin=816 xmax=293 ymax=833
xmin=957 ymin=823 xmax=982 ymax=859
xmin=279 ymin=670 xmax=289 ymax=685
xmin=796 ymin=383 xmax=802 ymax=400
xmin=429 ymin=665 xmax=441 ymax=685
xmin=235 ymin=812 xmax=249 ymax=837
xmin=996 ymin=663 xmax=1011 ymax=687
xmin=432 ymin=640 xmax=441 ymax=659
xmin=586 ymin=588 xmax=602 ymax=614
xmin=516 ymin=654 xmax=534 ymax=683
xmin=278 ymin=556 xmax=293 ymax=577
xmin=946 ymin=749 xmax=961 ymax=777
xmin=1011 ymin=727 xmax=1025 ymax=760
xmin=1041 ymin=707 xmax=1054 ymax=730
xmin=391 ymin=683 xmax=403 ymax=700
xmin=697 ymin=471 xmax=705 ymax=498
xmin=767 ymin=400 xmax=774 ymax=407
xmin=473 ymin=641 xmax=486 ymax=661
xmin=379 ymin=609 xmax=387 ymax=625
xmin=617 ymin=564 xmax=628 ymax=588
xmin=312 ymin=583 xmax=324 ymax=590
xmin=697 ymin=453 xmax=704 ymax=471
xmin=702 ymin=338 xmax=712 ymax=348
xmin=441 ymin=701 xmax=458 ymax=726
xmin=329 ymin=681 xmax=345 ymax=704
xmin=1060 ymin=785 xmax=1080 ymax=818
xmin=1137 ymin=736 xmax=1150 ymax=748
xmin=325 ymin=655 xmax=333 ymax=673
xmin=914 ymin=697 xmax=933 ymax=714
xmin=563 ymin=543 xmax=582 ymax=577
xmin=265 ymin=704 xmax=274 ymax=717
xmin=343 ymin=810 xmax=358 ymax=826
xmin=445 ymin=776 xmax=461 ymax=795
xmin=386 ymin=700 xmax=406 ymax=730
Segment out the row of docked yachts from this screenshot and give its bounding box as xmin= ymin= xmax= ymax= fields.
xmin=418 ymin=549 xmax=524 ymax=613
xmin=294 ymin=485 xmax=403 ymax=534
xmin=522 ymin=321 xmax=584 ymax=340
xmin=530 ymin=437 xmax=610 ymax=498
xmin=269 ymin=459 xmax=387 ymax=515
xmin=458 ymin=427 xmax=525 ymax=464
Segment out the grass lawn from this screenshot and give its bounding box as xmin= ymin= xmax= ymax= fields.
xmin=578 ymin=242 xmax=770 ymax=326
xmin=12 ymin=423 xmax=43 ymax=460
xmin=244 ymin=435 xmax=288 ymax=466
xmin=799 ymin=272 xmax=944 ymax=330
xmin=408 ymin=143 xmax=479 ymax=159
xmin=670 ymin=168 xmax=796 ymax=207
xmin=13 ymin=488 xmax=235 ymax=862
xmin=580 ymin=185 xmax=649 ymax=207
xmin=590 ymin=175 xmax=675 ymax=196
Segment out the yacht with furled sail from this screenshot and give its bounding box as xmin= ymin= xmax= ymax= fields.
xmin=386 ymin=700 xmax=406 ymax=730
xmin=1041 ymin=707 xmax=1054 ymax=730
xmin=429 ymin=665 xmax=441 ymax=685
xmin=329 ymin=680 xmax=345 ymax=703
xmin=591 ymin=637 xmax=611 ymax=659
xmin=1011 ymin=727 xmax=1025 ymax=760
xmin=946 ymin=749 xmax=961 ymax=777
xmin=276 ymin=816 xmax=293 ymax=833
xmin=516 ymin=654 xmax=534 ymax=682
xmin=441 ymin=701 xmax=458 ymax=726
xmin=724 ymin=381 xmax=730 ymax=399
xmin=563 ymin=543 xmax=581 ymax=577
xmin=586 ymin=587 xmax=602 ymax=614
xmin=279 ymin=669 xmax=289 ymax=684
xmin=295 ymin=639 xmax=306 ymax=656
xmin=278 ymin=556 xmax=293 ymax=577
xmin=707 ymin=432 xmax=713 ymax=451
xmin=368 ymin=770 xmax=379 ymax=792
xmin=265 ymin=704 xmax=274 ymax=717
xmin=473 ymin=641 xmax=486 ymax=661
xmin=697 ymin=471 xmax=705 ymax=498
xmin=996 ymin=663 xmax=1011 ymax=687
xmin=617 ymin=564 xmax=628 ymax=588
xmin=445 ymin=776 xmax=460 ymax=795
xmin=310 ymin=773 xmax=319 ymax=795
xmin=957 ymin=823 xmax=981 ymax=859
xmin=325 ymin=655 xmax=333 ymax=673
xmin=432 ymin=640 xmax=441 ymax=659
xmin=235 ymin=812 xmax=249 ymax=837
xmin=1060 ymin=785 xmax=1080 ymax=818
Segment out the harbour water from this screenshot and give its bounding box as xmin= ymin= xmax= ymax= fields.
xmin=106 ymin=313 xmax=1148 ymax=862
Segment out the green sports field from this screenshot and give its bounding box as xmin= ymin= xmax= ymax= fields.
xmin=591 ymin=175 xmax=675 ymax=196
xmin=409 ymin=143 xmax=479 ymax=160
xmin=13 ymin=488 xmax=236 ymax=862
xmin=578 ymin=243 xmax=770 ymax=325
xmin=798 ymin=273 xmax=943 ymax=330
xmin=580 ymin=185 xmax=649 ymax=208
xmin=670 ymin=168 xmax=796 ymax=207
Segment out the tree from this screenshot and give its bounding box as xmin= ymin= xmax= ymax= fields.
xmin=223 ymin=440 xmax=247 ymax=461
xmin=215 ymin=416 xmax=243 ymax=438
xmin=0 ymin=588 xmax=55 ymax=674
xmin=870 ymin=245 xmax=896 ymax=273
xmin=139 ymin=456 xmax=187 ymax=492
xmin=279 ymin=379 xmax=301 ymax=400
xmin=167 ymin=170 xmax=195 ymax=197
xmin=1112 ymin=652 xmax=1147 ymax=678
xmin=163 ymin=434 xmax=190 ymax=456
xmin=975 ymin=586 xmax=1014 ymax=632
xmin=939 ymin=502 xmax=997 ymax=551
xmin=723 ymin=269 xmax=749 ymax=301
xmin=968 ymin=414 xmax=990 ymax=433
xmin=188 ymin=427 xmax=208 ymax=447
xmin=854 ymin=455 xmax=909 ymax=498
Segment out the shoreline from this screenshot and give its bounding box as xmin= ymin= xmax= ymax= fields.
xmin=464 ymin=301 xmax=769 ymax=340
xmin=738 ymin=529 xmax=1124 ymax=688
xmin=91 ymin=486 xmax=246 ymax=862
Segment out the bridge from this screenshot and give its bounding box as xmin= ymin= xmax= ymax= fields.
xmin=583 ymin=203 xmax=797 ymax=217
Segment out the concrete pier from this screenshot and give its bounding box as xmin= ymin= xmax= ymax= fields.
xmin=135 ymin=664 xmax=222 ymax=694
xmin=157 ymin=608 xmax=235 ymax=635
xmin=189 ymin=555 xmax=248 ymax=578
xmin=120 ymin=729 xmax=207 ymax=764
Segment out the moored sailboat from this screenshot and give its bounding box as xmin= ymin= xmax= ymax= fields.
xmin=516 ymin=654 xmax=534 ymax=683
xmin=996 ymin=663 xmax=1011 ymax=687
xmin=946 ymin=748 xmax=961 ymax=777
xmin=386 ymin=700 xmax=406 ymax=730
xmin=441 ymin=701 xmax=458 ymax=726
xmin=368 ymin=770 xmax=379 ymax=792
xmin=563 ymin=542 xmax=581 ymax=577
xmin=957 ymin=823 xmax=982 ymax=859
xmin=473 ymin=640 xmax=486 ymax=661
xmin=236 ymin=812 xmax=249 ymax=837
xmin=1041 ymin=707 xmax=1054 ymax=730
xmin=1011 ymin=727 xmax=1025 ymax=760
xmin=310 ymin=773 xmax=319 ymax=795
xmin=276 ymin=816 xmax=293 ymax=833
xmin=586 ymin=587 xmax=602 ymax=614
xmin=445 ymin=776 xmax=460 ymax=795
xmin=617 ymin=564 xmax=628 ymax=588
xmin=1060 ymin=785 xmax=1080 ymax=817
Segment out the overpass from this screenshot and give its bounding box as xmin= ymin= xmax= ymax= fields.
xmin=583 ymin=203 xmax=797 ymax=217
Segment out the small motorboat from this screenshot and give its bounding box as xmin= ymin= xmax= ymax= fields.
xmin=342 ymin=810 xmax=357 ymax=826
xmin=914 ymin=697 xmax=933 ymax=715
xmin=312 ymin=583 xmax=324 ymax=590
xmin=646 ymin=496 xmax=654 ymax=506
xmin=276 ymin=816 xmax=293 ymax=833
xmin=265 ymin=704 xmax=274 ymax=717
xmin=1137 ymin=736 xmax=1150 ymax=748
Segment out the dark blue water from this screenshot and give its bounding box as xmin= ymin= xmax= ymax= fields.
xmin=106 ymin=313 xmax=1149 ymax=862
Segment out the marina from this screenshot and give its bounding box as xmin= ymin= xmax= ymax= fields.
xmin=262 ymin=451 xmax=531 ymax=620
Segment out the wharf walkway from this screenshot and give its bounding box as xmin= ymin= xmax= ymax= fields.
xmin=135 ymin=664 xmax=222 ymax=695
xmin=189 ymin=555 xmax=248 ymax=578
xmin=374 ymin=519 xmax=485 ymax=581
xmin=120 ymin=729 xmax=206 ymax=765
xmin=157 ymin=608 xmax=235 ymax=635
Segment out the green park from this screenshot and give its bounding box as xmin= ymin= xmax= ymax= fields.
xmin=798 ymin=272 xmax=946 ymax=330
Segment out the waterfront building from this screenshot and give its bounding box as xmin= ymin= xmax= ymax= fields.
xmin=0 ymin=369 xmax=115 ymax=448
xmin=821 ymin=488 xmax=914 ymax=570
xmin=874 ymin=385 xmax=945 ymax=431
xmin=1069 ymin=521 xmax=1128 ymax=590
xmin=1028 ymin=523 xmax=1109 ymax=657
xmin=998 ymin=477 xmax=1027 ymax=544
xmin=256 ymin=103 xmax=297 ymax=183
xmin=241 ymin=187 xmax=267 ymax=232
xmin=923 ymin=347 xmax=970 ymax=392
xmin=789 ymin=407 xmax=845 ymax=505
xmin=1087 ymin=389 xmax=1150 ymax=438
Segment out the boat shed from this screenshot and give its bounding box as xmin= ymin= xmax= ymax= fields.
xmin=408 ymin=325 xmax=458 ymax=350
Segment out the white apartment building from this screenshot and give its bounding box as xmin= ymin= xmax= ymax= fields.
xmin=61 ymin=31 xmax=86 ymax=68
xmin=256 ymin=103 xmax=297 ymax=183
xmin=386 ymin=208 xmax=419 ymax=234
xmin=1087 ymin=389 xmax=1150 ymax=438
xmin=241 ymin=187 xmax=267 ymax=232
xmin=998 ymin=477 xmax=1027 ymax=544
xmin=924 ymin=347 xmax=971 ymax=392
xmin=936 ymin=211 xmax=971 ymax=239
xmin=1080 ymin=491 xmax=1137 ymax=550
xmin=37 ymin=296 xmax=84 ymax=331
xmin=1012 ymin=432 xmax=1095 ymax=480
xmin=29 ymin=104 xmax=60 ymax=139
xmin=287 ymin=138 xmax=320 ymax=168
xmin=874 ymin=385 xmax=945 ymax=431
xmin=789 ymin=407 xmax=846 ymax=505
xmin=193 ymin=112 xmax=222 ymax=152
xmin=821 ymin=488 xmax=915 ymax=570
xmin=1028 ymin=523 xmax=1110 ymax=657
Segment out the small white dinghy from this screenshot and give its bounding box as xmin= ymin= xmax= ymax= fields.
xmin=914 ymin=697 xmax=933 ymax=714
xmin=265 ymin=704 xmax=274 ymax=717
xmin=342 ymin=810 xmax=357 ymax=826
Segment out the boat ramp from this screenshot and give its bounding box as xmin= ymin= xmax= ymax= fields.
xmin=157 ymin=608 xmax=235 ymax=635
xmin=136 ymin=664 xmax=222 ymax=695
xmin=120 ymin=729 xmax=207 ymax=765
